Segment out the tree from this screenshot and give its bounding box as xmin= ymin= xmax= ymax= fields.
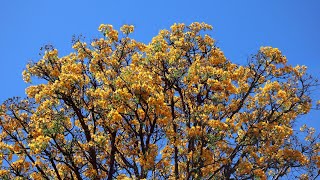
xmin=0 ymin=22 xmax=319 ymax=180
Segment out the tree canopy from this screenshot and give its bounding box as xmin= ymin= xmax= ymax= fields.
xmin=0 ymin=22 xmax=319 ymax=180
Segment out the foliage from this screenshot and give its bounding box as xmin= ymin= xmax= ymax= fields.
xmin=0 ymin=22 xmax=319 ymax=180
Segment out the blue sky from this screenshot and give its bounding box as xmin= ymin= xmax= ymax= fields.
xmin=1 ymin=0 xmax=319 ymax=129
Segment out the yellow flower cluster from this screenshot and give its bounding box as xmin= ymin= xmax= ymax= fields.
xmin=98 ymin=24 xmax=118 ymax=41
xmin=120 ymin=24 xmax=134 ymax=34
xmin=29 ymin=135 xmax=51 ymax=154
xmin=260 ymin=46 xmax=287 ymax=64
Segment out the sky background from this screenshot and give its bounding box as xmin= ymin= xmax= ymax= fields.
xmin=0 ymin=0 xmax=319 ymax=129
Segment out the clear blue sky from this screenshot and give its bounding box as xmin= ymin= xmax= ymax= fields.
xmin=1 ymin=0 xmax=319 ymax=129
